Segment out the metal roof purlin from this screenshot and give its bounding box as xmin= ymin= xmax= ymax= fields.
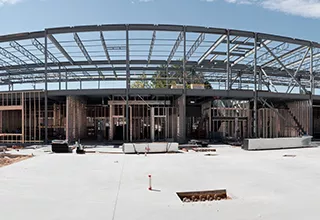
xmin=232 ymin=39 xmax=272 ymax=66
xmin=100 ymin=31 xmax=117 ymax=78
xmin=32 ymin=38 xmax=79 ymax=80
xmin=48 ymin=34 xmax=74 ymax=65
xmin=0 ymin=47 xmax=36 ymax=83
xmin=186 ymin=33 xmax=205 ymax=62
xmin=261 ymin=45 xmax=306 ymax=67
xmin=147 ymin=30 xmax=156 ymax=67
xmin=74 ymin=32 xmax=103 ymax=78
xmin=198 ymin=34 xmax=226 ymax=65
xmin=167 ymin=31 xmax=184 ymax=66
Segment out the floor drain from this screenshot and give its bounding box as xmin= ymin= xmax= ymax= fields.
xmin=177 ymin=189 xmax=229 ymax=203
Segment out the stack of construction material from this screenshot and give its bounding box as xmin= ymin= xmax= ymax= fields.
xmin=123 ymin=142 xmax=179 ymax=154
xmin=51 ymin=140 xmax=71 ymax=153
xmin=242 ymin=136 xmax=312 ymax=150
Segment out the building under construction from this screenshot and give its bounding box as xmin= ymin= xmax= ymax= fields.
xmin=0 ymin=24 xmax=319 ymax=144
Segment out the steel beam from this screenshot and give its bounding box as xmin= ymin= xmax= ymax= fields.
xmin=100 ymin=31 xmax=117 ymax=78
xmin=32 ymin=39 xmax=78 ymax=79
xmin=0 ymin=25 xmax=318 ymax=48
xmin=253 ymin=33 xmax=258 ymax=138
xmin=286 ymin=48 xmax=310 ymax=93
xmin=48 ymin=34 xmax=74 ymax=65
xmin=262 ymin=42 xmax=307 ymax=94
xmin=44 ymin=31 xmax=48 ymax=144
xmin=186 ymin=33 xmax=205 ymax=61
xmin=74 ymin=33 xmax=92 ymax=63
xmin=147 ymin=30 xmax=156 ymax=66
xmin=181 ymin=26 xmax=187 ymax=143
xmin=74 ymin=32 xmax=102 ymax=77
xmin=167 ymin=31 xmax=184 ymax=66
xmin=285 ymin=52 xmax=320 ymax=69
xmin=198 ymin=34 xmax=226 ymax=64
xmin=310 ymin=47 xmax=315 ymax=94
xmin=233 ymin=40 xmax=272 ymax=66
xmin=261 ymin=45 xmax=306 ymax=67
xmin=125 ymin=26 xmax=130 ymax=142
xmin=223 ymin=37 xmax=250 ymax=62
xmin=260 ymin=68 xmax=278 ymax=92
xmin=10 ymin=41 xmax=59 ymax=80
xmin=226 ymin=30 xmax=231 ymax=90
xmin=310 ymin=46 xmax=314 ymax=136
xmin=211 ymin=51 xmax=245 ymax=57
xmin=10 ymin=41 xmax=43 ymax=66
xmin=0 ymin=47 xmax=33 ymax=68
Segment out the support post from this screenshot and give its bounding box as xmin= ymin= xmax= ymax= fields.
xmin=109 ymin=105 xmax=113 ymax=141
xmin=125 ymin=26 xmax=130 ymax=142
xmin=21 ymin=92 xmax=24 ymax=144
xmin=258 ymin=69 xmax=262 ymax=90
xmin=180 ymin=26 xmax=187 ymax=143
xmin=310 ymin=47 xmax=315 ymax=95
xmin=309 ymin=46 xmax=314 ymax=135
xmin=59 ymin=65 xmax=61 ymax=90
xmin=66 ymin=72 xmax=68 ymax=90
xmin=253 ymin=33 xmax=258 ymax=138
xmin=226 ymin=30 xmax=230 ymax=90
xmin=44 ymin=30 xmax=48 ymax=144
xmin=151 ymin=107 xmax=155 ymax=142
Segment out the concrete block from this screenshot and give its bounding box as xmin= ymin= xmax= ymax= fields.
xmin=123 ymin=142 xmax=179 ymax=154
xmin=242 ymin=136 xmax=312 ymax=150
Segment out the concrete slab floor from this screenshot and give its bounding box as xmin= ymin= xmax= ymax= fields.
xmin=1 ymin=145 xmax=320 ymax=220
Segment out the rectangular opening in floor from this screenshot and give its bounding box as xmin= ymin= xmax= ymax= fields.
xmin=177 ymin=189 xmax=229 ymax=202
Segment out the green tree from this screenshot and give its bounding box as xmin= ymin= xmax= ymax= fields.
xmin=133 ymin=63 xmax=213 ymax=89
xmin=131 ymin=73 xmax=151 ymax=88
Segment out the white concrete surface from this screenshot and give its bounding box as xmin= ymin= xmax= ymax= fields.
xmin=1 ymin=145 xmax=320 ymax=219
xmin=123 ymin=142 xmax=179 ymax=153
xmin=244 ymin=136 xmax=313 ymax=150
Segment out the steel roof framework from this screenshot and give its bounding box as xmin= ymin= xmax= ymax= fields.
xmin=0 ymin=24 xmax=318 ymax=93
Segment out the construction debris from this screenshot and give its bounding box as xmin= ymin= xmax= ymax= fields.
xmin=193 ymin=148 xmax=216 ymax=152
xmin=0 ymin=153 xmax=32 ymax=168
xmin=51 ymin=140 xmax=72 ymax=153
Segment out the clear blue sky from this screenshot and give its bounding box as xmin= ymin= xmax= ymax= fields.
xmin=0 ymin=0 xmax=319 ymax=42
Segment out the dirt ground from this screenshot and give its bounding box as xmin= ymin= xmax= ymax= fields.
xmin=0 ymin=153 xmax=32 ymax=168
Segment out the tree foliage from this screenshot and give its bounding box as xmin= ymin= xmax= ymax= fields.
xmin=131 ymin=63 xmax=212 ymax=89
xmin=131 ymin=73 xmax=151 ymax=88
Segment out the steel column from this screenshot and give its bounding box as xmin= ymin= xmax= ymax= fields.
xmin=253 ymin=33 xmax=258 ymax=138
xmin=59 ymin=65 xmax=61 ymax=90
xmin=258 ymin=69 xmax=262 ymax=90
xmin=310 ymin=47 xmax=315 ymax=94
xmin=226 ymin=30 xmax=230 ymax=90
xmin=44 ymin=31 xmax=48 ymax=144
xmin=66 ymin=72 xmax=68 ymax=90
xmin=125 ymin=26 xmax=130 ymax=142
xmin=180 ymin=27 xmax=187 ymax=143
xmin=310 ymin=46 xmax=314 ymax=135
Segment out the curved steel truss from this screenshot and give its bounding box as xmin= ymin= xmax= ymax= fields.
xmin=0 ymin=24 xmax=319 ymax=93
